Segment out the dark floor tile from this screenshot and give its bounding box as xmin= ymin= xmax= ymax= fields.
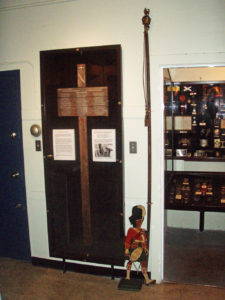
xmin=164 ymin=228 xmax=225 ymax=287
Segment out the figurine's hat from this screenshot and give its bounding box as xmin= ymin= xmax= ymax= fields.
xmin=129 ymin=205 xmax=146 ymax=224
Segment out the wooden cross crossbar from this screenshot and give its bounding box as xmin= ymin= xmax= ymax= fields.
xmin=57 ymin=64 xmax=108 ymax=246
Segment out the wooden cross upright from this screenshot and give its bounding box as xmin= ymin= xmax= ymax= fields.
xmin=57 ymin=64 xmax=108 ymax=246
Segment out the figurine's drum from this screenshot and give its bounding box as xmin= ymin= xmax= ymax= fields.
xmin=130 ymin=247 xmax=143 ymax=262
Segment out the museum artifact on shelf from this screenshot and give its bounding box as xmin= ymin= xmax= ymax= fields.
xmin=165 ymin=84 xmax=225 ymax=160
xmin=165 ymin=171 xmax=225 ymax=231
xmin=164 ymin=81 xmax=225 ymax=232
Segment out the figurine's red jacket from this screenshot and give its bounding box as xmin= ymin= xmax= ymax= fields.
xmin=125 ymin=227 xmax=147 ymax=251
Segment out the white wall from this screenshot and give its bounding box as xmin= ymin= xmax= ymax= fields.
xmin=0 ymin=0 xmax=225 ymax=283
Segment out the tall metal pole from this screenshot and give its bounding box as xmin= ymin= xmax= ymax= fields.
xmin=142 ymin=8 xmax=151 ymax=252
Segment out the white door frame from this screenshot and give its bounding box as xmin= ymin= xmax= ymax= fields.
xmin=149 ymin=53 xmax=225 ymax=283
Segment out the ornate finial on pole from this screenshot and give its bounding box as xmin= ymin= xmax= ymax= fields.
xmin=142 ymin=8 xmax=151 ymax=32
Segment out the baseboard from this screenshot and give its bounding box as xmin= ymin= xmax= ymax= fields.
xmin=31 ymin=257 xmax=151 ymax=279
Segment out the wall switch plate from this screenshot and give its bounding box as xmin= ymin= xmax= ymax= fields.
xmin=129 ymin=141 xmax=137 ymax=153
xmin=35 ymin=140 xmax=41 ymax=151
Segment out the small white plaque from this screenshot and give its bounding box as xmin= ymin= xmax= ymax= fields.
xmin=166 ymin=116 xmax=192 ymax=131
xmin=53 ymin=129 xmax=76 ymax=160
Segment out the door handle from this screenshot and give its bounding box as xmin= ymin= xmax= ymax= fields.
xmin=11 ymin=172 xmax=20 ymax=178
xmin=11 ymin=132 xmax=17 ymax=138
xmin=30 ymin=124 xmax=41 ymax=137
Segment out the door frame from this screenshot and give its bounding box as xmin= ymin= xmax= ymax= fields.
xmin=146 ymin=52 xmax=225 ymax=282
xmin=160 ymin=63 xmax=225 ymax=282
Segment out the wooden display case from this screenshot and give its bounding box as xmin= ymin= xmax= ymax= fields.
xmin=40 ymin=45 xmax=124 ymax=266
xmin=165 ymin=171 xmax=225 ymax=231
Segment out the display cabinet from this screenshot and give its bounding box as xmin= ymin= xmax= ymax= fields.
xmin=165 ymin=171 xmax=225 ymax=231
xmin=164 ymin=81 xmax=225 ymax=231
xmin=165 ymin=83 xmax=225 ymax=161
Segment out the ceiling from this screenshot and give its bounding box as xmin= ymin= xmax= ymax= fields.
xmin=164 ymin=66 xmax=225 ymax=83
xmin=0 ymin=0 xmax=76 ymax=11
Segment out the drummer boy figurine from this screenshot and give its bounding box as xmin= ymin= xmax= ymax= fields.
xmin=125 ymin=205 xmax=155 ymax=285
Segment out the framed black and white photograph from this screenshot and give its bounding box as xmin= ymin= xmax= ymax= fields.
xmin=92 ymin=129 xmax=116 ymax=162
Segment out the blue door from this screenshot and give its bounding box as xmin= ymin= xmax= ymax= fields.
xmin=0 ymin=70 xmax=31 ymax=260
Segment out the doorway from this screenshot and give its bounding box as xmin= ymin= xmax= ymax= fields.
xmin=0 ymin=70 xmax=31 ymax=261
xmin=163 ymin=66 xmax=225 ymax=287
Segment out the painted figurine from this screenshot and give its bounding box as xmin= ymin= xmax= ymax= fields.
xmin=125 ymin=205 xmax=155 ymax=285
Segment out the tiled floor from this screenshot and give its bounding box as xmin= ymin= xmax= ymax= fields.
xmin=164 ymin=228 xmax=225 ymax=287
xmin=0 ymin=257 xmax=225 ymax=300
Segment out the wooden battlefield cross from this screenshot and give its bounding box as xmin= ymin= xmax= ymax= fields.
xmin=57 ymin=64 xmax=108 ymax=246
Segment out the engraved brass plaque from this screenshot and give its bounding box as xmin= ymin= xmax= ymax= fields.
xmin=57 ymin=87 xmax=108 ymax=117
